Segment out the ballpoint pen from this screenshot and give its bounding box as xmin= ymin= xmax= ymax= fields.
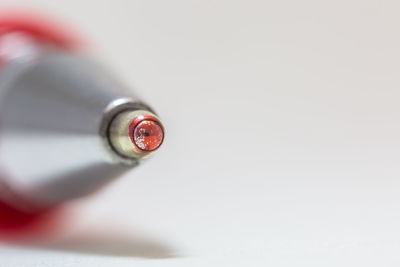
xmin=0 ymin=12 xmax=165 ymax=211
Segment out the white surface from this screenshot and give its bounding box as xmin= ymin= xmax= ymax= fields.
xmin=1 ymin=0 xmax=400 ymax=266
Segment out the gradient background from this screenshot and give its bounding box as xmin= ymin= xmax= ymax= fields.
xmin=1 ymin=0 xmax=400 ymax=266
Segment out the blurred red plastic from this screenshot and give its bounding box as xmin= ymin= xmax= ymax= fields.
xmin=0 ymin=199 xmax=64 ymax=240
xmin=0 ymin=11 xmax=84 ymax=49
xmin=0 ymin=10 xmax=86 ymax=68
xmin=0 ymin=10 xmax=79 ymax=239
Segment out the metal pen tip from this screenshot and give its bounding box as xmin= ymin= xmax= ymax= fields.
xmin=108 ymin=109 xmax=164 ymax=161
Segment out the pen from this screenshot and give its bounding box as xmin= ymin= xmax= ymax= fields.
xmin=0 ymin=12 xmax=164 ymax=211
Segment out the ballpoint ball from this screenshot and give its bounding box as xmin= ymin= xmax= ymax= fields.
xmin=132 ymin=120 xmax=164 ymax=151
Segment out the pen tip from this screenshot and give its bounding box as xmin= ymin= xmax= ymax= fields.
xmin=130 ymin=118 xmax=164 ymax=152
xmin=108 ymin=109 xmax=165 ymax=161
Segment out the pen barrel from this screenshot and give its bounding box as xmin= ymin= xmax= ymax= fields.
xmin=0 ymin=48 xmax=153 ymax=210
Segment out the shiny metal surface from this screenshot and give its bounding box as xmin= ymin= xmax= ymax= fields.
xmin=99 ymin=98 xmax=155 ymax=166
xmin=108 ymin=109 xmax=161 ymax=160
xmin=0 ymin=47 xmax=158 ymax=209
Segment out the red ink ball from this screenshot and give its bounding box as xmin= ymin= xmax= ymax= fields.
xmin=131 ymin=119 xmax=164 ymax=152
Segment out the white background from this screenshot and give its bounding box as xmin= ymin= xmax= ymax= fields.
xmin=1 ymin=0 xmax=400 ymax=266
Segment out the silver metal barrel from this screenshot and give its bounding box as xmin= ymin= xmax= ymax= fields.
xmin=0 ymin=43 xmax=159 ymax=210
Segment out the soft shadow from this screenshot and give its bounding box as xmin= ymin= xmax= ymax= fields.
xmin=0 ymin=194 xmax=180 ymax=259
xmin=35 ymin=230 xmax=180 ymax=259
xmin=0 ymin=175 xmax=180 ymax=259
